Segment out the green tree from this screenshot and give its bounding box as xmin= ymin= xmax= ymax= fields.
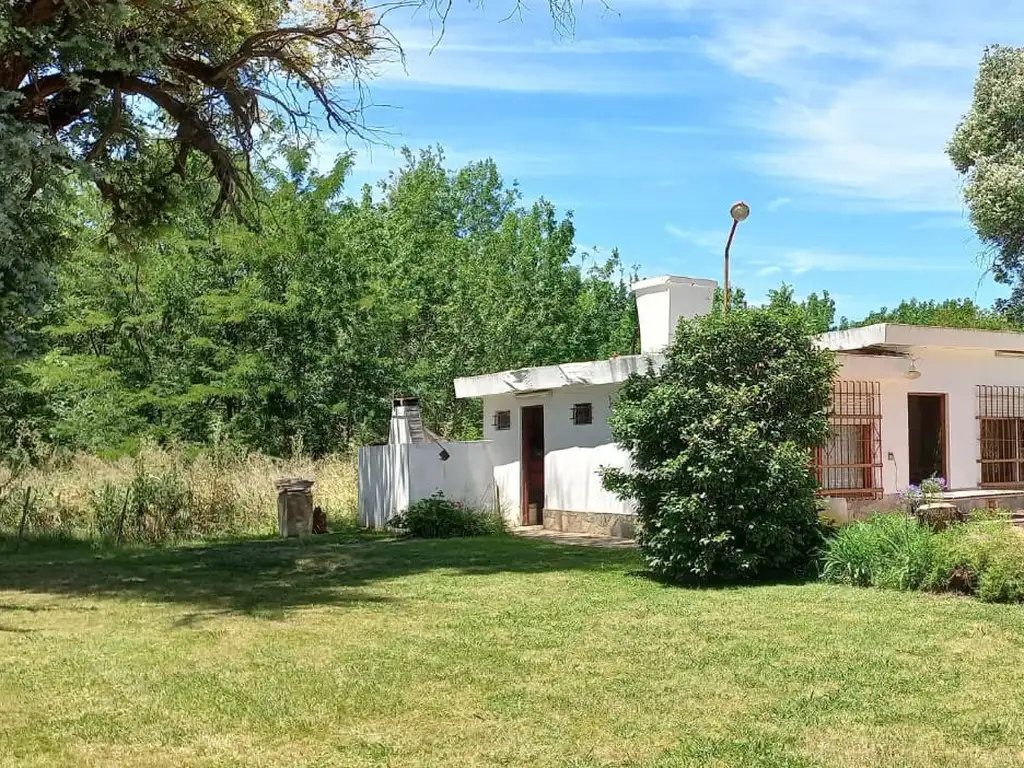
xmin=603 ymin=304 xmax=837 ymax=583
xmin=838 ymin=298 xmax=1011 ymax=330
xmin=765 ymin=284 xmax=836 ymax=333
xmin=949 ymin=45 xmax=1024 ymax=319
xmin=2 ymin=0 xmax=385 ymax=215
xmin=30 ymin=146 xmax=637 ymax=455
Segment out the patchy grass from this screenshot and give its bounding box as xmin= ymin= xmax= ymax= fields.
xmin=2 ymin=535 xmax=1024 ymax=767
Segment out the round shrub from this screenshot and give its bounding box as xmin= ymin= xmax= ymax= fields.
xmin=389 ymin=492 xmax=506 ymax=539
xmin=603 ymin=305 xmax=837 ymax=583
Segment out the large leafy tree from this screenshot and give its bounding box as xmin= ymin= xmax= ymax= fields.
xmin=30 ymin=147 xmax=637 ymax=455
xmin=2 ymin=0 xmax=385 ymax=216
xmin=604 ymin=303 xmax=836 ymax=583
xmin=949 ymin=45 xmax=1024 ymax=319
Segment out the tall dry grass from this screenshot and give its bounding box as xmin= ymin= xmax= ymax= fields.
xmin=0 ymin=443 xmax=357 ymax=544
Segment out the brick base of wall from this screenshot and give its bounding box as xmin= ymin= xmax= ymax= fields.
xmin=542 ymin=509 xmax=636 ymax=538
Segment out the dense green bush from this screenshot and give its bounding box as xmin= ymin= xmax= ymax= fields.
xmin=822 ymin=512 xmax=1024 ymax=603
xmin=820 ymin=514 xmax=937 ymax=590
xmin=603 ymin=303 xmax=837 ymax=583
xmin=389 ymin=492 xmax=506 ymax=539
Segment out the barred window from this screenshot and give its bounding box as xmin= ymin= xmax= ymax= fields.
xmin=493 ymin=410 xmax=511 ymax=431
xmin=571 ymin=403 xmax=593 ymax=426
xmin=978 ymin=386 xmax=1024 ymax=486
xmin=815 ymin=380 xmax=883 ymax=498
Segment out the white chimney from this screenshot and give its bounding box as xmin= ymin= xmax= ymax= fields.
xmin=631 ymin=275 xmax=717 ymax=354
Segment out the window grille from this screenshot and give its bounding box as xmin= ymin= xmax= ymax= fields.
xmin=493 ymin=410 xmax=511 ymax=431
xmin=815 ymin=380 xmax=883 ymax=498
xmin=978 ymin=386 xmax=1024 ymax=486
xmin=571 ymin=403 xmax=593 ymax=426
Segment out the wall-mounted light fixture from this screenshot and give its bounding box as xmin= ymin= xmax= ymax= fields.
xmin=905 ymin=356 xmax=921 ymax=380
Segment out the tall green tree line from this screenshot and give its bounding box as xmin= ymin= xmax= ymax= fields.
xmin=13 ymin=147 xmax=636 ymax=456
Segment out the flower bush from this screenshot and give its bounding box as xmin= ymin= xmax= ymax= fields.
xmin=389 ymin=492 xmax=506 ymax=539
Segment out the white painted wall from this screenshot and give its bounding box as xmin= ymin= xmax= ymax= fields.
xmin=838 ymin=347 xmax=1024 ymax=493
xmin=481 ymin=383 xmax=632 ymax=526
xmin=407 ymin=442 xmax=497 ymax=512
xmin=632 ymin=276 xmax=717 ymax=354
xmin=358 ymin=444 xmax=409 ymax=529
xmin=468 ymin=340 xmax=1024 ymax=528
xmin=358 ymin=442 xmax=496 ymax=528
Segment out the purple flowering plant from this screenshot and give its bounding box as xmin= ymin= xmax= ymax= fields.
xmin=897 ymin=476 xmax=947 ymax=513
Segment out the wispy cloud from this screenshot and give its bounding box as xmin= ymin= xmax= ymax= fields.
xmin=767 ymin=197 xmax=793 ymax=212
xmin=665 ymin=225 xmax=726 ymax=252
xmin=685 ymin=0 xmax=1011 ymax=212
xmin=763 ymin=248 xmax=971 ymax=275
xmin=372 ymin=16 xmax=700 ymax=94
xmin=758 ymin=265 xmax=783 ymax=277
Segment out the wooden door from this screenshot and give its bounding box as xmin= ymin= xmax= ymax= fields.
xmin=520 ymin=405 xmax=545 ymax=525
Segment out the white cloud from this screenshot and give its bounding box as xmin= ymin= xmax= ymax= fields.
xmin=686 ymin=0 xmax=1024 ymax=212
xmin=758 ymin=265 xmax=783 ymax=277
xmin=762 ymin=248 xmax=970 ymax=275
xmin=766 ymin=197 xmax=792 ymax=212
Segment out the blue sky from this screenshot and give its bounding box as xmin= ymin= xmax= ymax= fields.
xmin=319 ymin=0 xmax=1016 ymax=320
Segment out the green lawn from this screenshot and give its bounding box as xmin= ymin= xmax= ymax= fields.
xmin=2 ymin=534 xmax=1024 ymax=768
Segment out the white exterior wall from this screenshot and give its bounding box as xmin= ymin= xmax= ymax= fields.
xmin=358 ymin=442 xmax=496 ymax=528
xmin=481 ymin=383 xmax=632 ymax=526
xmin=838 ymin=347 xmax=1024 ymax=493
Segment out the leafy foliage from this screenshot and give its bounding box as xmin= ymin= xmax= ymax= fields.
xmin=820 ymin=514 xmax=937 ymax=590
xmin=603 ymin=303 xmax=837 ymax=583
xmin=838 ymin=298 xmax=1012 ymax=330
xmin=8 ymin=147 xmax=636 ymax=456
xmin=949 ymin=45 xmax=1024 ymax=320
xmin=2 ymin=0 xmax=388 ymax=217
xmin=389 ymin=491 xmax=506 ymax=538
xmin=822 ymin=512 xmax=1024 ymax=603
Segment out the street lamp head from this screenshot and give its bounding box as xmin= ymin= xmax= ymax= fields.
xmin=730 ymin=201 xmax=750 ymax=222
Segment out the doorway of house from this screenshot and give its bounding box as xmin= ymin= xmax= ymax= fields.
xmin=908 ymin=393 xmax=947 ymax=486
xmin=520 ymin=405 xmax=545 ymax=525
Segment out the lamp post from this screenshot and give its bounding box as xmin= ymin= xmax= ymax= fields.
xmin=723 ymin=201 xmax=750 ymax=314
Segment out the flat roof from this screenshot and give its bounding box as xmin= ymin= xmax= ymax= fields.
xmin=818 ymin=323 xmax=1024 ymax=353
xmin=454 ymin=354 xmax=663 ymax=399
xmin=456 ymin=323 xmax=1024 ymax=399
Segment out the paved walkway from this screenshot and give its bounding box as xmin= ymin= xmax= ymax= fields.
xmin=513 ymin=525 xmax=636 ymax=548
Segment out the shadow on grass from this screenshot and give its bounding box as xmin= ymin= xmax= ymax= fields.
xmin=0 ymin=533 xmax=639 ymax=617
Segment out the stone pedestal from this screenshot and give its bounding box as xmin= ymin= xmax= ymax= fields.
xmin=915 ymin=502 xmax=964 ymax=531
xmin=276 ymin=478 xmax=315 ymax=537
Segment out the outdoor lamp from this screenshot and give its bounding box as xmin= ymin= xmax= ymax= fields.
xmin=724 ymin=201 xmax=750 ymax=313
xmin=905 ymin=357 xmax=921 ymax=380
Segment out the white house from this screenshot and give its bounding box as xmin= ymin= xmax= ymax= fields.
xmin=448 ymin=275 xmax=1024 ymax=536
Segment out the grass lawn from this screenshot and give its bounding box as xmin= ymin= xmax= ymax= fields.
xmin=3 ymin=534 xmax=1024 ymax=767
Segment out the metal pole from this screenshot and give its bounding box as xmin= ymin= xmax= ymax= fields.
xmin=723 ymin=218 xmax=739 ymax=314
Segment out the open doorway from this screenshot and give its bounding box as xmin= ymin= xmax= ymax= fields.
xmin=908 ymin=393 xmax=947 ymax=486
xmin=520 ymin=405 xmax=545 ymax=525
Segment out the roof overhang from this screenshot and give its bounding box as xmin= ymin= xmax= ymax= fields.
xmin=818 ymin=323 xmax=1024 ymax=354
xmin=454 ymin=354 xmax=663 ymax=399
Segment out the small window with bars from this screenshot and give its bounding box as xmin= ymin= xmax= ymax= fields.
xmin=978 ymin=386 xmax=1024 ymax=486
xmin=571 ymin=402 xmax=593 ymax=426
xmin=493 ymin=410 xmax=511 ymax=431
xmin=814 ymin=380 xmax=883 ymax=498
